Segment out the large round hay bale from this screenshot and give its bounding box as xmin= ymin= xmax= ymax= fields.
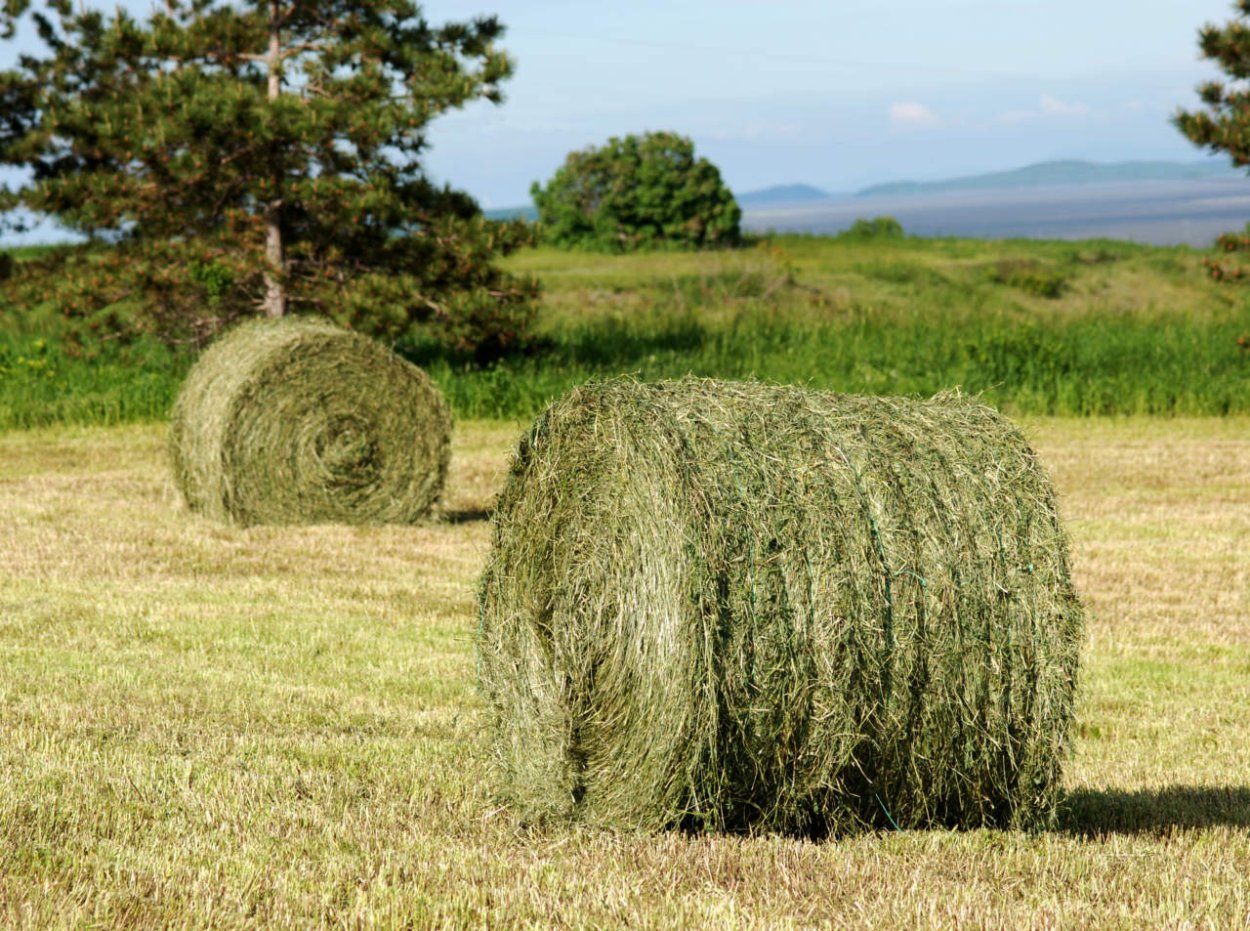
xmin=478 ymin=378 xmax=1084 ymax=835
xmin=170 ymin=316 xmax=451 ymax=526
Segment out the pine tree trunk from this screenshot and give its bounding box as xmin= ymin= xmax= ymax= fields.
xmin=261 ymin=0 xmax=286 ymax=318
xmin=263 ymin=200 xmax=284 ymax=318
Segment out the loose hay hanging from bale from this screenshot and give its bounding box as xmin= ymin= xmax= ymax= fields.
xmin=477 ymin=378 xmax=1084 ymax=835
xmin=170 ymin=316 xmax=451 ymax=526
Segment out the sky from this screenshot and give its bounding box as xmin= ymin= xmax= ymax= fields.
xmin=0 ymin=0 xmax=1241 ymax=215
xmin=414 ymin=0 xmax=1238 ymax=206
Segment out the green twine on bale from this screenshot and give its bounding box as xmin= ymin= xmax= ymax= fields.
xmin=169 ymin=316 xmax=452 ymax=526
xmin=477 ymin=377 xmax=1085 ymax=836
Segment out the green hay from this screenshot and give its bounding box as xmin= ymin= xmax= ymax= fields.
xmin=477 ymin=378 xmax=1084 ymax=836
xmin=169 ymin=316 xmax=451 ymax=526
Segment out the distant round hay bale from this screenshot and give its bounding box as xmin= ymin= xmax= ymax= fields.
xmin=170 ymin=316 xmax=451 ymax=526
xmin=478 ymin=378 xmax=1084 ymax=835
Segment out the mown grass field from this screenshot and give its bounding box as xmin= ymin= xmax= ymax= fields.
xmin=1 ymin=417 xmax=1248 ymax=928
xmin=3 ymin=234 xmax=1250 ymax=429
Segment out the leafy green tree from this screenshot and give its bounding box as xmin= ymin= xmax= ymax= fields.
xmin=531 ymin=131 xmax=741 ymax=253
xmin=0 ymin=0 xmax=536 ymax=358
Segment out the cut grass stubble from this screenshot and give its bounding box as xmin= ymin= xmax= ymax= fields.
xmin=0 ymin=418 xmax=1247 ymax=927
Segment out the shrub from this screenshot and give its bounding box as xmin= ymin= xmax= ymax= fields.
xmin=839 ymin=216 xmax=906 ymax=240
xmin=989 ymin=259 xmax=1069 ymax=299
xmin=532 ymin=131 xmax=741 ymax=252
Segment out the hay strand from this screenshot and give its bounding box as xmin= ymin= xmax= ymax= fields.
xmin=170 ymin=316 xmax=451 ymax=526
xmin=477 ymin=378 xmax=1084 ymax=835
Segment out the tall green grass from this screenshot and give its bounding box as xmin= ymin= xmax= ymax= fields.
xmin=3 ymin=234 xmax=1249 ymax=430
xmin=424 ymin=304 xmax=1250 ymax=420
xmin=0 ymin=334 xmax=187 ymax=430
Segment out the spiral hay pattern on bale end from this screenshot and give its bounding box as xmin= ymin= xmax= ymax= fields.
xmin=477 ymin=378 xmax=1084 ymax=836
xmin=170 ymin=316 xmax=451 ymax=526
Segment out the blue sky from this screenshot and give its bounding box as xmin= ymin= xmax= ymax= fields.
xmin=0 ymin=0 xmax=1241 ymax=213
xmin=416 ymin=0 xmax=1238 ymax=206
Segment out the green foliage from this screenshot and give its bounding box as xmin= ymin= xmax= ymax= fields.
xmin=1194 ymin=223 xmax=1250 ymax=283
xmin=839 ymin=216 xmax=906 ymax=240
xmin=1174 ymin=1 xmax=1250 ymax=167
xmin=188 ymin=260 xmax=236 ymax=304
xmin=666 ymin=269 xmax=778 ymax=306
xmin=531 ymin=131 xmax=741 ymax=252
xmin=988 ymin=259 xmax=1069 ymax=299
xmin=0 ymin=0 xmax=538 ymax=359
xmin=0 ymin=330 xmax=186 ymax=430
xmin=423 ymin=237 xmax=1250 ymax=419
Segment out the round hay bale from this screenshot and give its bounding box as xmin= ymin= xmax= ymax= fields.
xmin=170 ymin=316 xmax=451 ymax=526
xmin=477 ymin=378 xmax=1084 ymax=835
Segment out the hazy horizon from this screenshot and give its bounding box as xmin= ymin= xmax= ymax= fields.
xmin=742 ymin=176 xmax=1250 ymax=246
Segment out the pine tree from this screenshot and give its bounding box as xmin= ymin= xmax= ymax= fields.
xmin=1175 ymin=1 xmax=1250 ymax=283
xmin=0 ymin=0 xmax=536 ymax=357
xmin=1174 ymin=0 xmax=1250 ymax=166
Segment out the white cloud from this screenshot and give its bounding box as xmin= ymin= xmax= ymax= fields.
xmin=1039 ymin=94 xmax=1090 ymax=116
xmin=889 ymin=102 xmax=940 ymax=128
xmin=994 ymin=94 xmax=1092 ymax=125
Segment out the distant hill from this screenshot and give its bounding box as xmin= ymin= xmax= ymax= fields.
xmin=736 ymin=184 xmax=833 ymax=207
xmin=484 ymin=205 xmax=538 ymax=221
xmin=856 ymin=160 xmax=1242 ymax=198
xmin=453 ymin=162 xmax=1244 ymax=222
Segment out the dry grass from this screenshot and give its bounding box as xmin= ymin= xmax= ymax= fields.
xmin=1 ymin=417 xmax=1248 ymax=928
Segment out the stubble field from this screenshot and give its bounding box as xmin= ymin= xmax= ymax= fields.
xmin=1 ymin=416 xmax=1247 ymax=928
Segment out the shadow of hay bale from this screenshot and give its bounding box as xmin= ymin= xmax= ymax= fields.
xmin=1059 ymin=785 xmax=1250 ymax=837
xmin=441 ymin=508 xmax=491 ymax=525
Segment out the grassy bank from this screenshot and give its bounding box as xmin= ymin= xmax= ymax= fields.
xmin=433 ymin=236 xmax=1249 ymax=418
xmin=0 ymin=335 xmax=186 ymax=430
xmin=3 ymin=234 xmax=1248 ymax=429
